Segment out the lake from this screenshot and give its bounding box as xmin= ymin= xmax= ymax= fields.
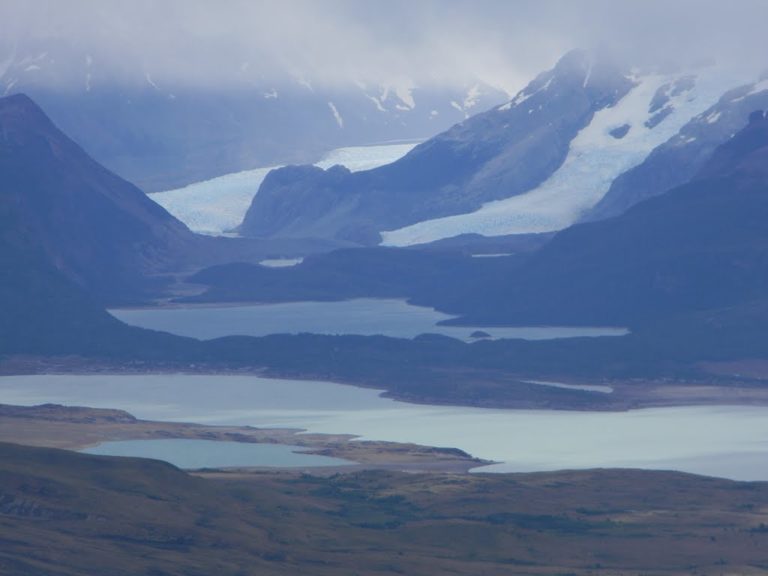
xmin=83 ymin=439 xmax=353 ymax=469
xmin=109 ymin=299 xmax=628 ymax=342
xmin=2 ymin=374 xmax=768 ymax=481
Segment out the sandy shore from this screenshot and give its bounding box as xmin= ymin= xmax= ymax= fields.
xmin=0 ymin=403 xmax=490 ymax=474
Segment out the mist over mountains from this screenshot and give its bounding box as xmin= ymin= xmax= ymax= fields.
xmin=7 ymin=4 xmax=768 ymax=575
xmin=238 ymin=51 xmax=768 ymax=247
xmin=5 ymin=80 xmax=768 ymax=387
xmin=4 ymin=0 xmax=768 ymax=192
xmin=0 ymin=40 xmax=506 ymax=191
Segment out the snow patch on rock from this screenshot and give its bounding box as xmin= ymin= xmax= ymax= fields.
xmin=328 ymin=101 xmax=344 ymax=128
xmin=705 ymin=110 xmax=721 ymax=124
xmin=746 ymin=78 xmax=768 ymax=97
xmin=393 ymin=83 xmax=415 ymax=109
xmin=463 ymin=84 xmax=482 ymax=109
xmin=367 ymin=95 xmax=386 ymax=112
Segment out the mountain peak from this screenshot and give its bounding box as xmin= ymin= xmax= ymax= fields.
xmin=0 ymin=92 xmax=50 ymax=122
xmin=0 ymin=93 xmax=62 ymax=147
xmin=0 ymin=92 xmax=40 ymax=110
xmin=553 ymin=49 xmax=592 ymax=73
xmin=0 ymin=93 xmax=195 ymax=303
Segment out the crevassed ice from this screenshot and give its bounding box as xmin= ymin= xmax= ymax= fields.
xmin=150 ymin=142 xmax=419 ymax=236
xmin=381 ymin=68 xmax=755 ymax=247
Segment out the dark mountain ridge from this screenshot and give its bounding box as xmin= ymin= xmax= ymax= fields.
xmin=0 ymin=93 xmax=195 ymax=302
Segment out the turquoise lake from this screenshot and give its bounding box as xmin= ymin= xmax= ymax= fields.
xmin=110 ymin=298 xmax=628 ymax=342
xmin=83 ymin=439 xmax=353 ymax=469
xmin=2 ymin=374 xmax=768 ymax=481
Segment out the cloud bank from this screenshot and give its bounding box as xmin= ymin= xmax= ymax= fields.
xmin=1 ymin=0 xmax=767 ymax=93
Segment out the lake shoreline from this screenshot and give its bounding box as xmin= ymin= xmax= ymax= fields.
xmin=3 ymin=354 xmax=768 ymax=413
xmin=108 ymin=298 xmax=630 ymax=343
xmin=4 ymin=370 xmax=768 ymax=480
xmin=0 ymin=402 xmax=491 ymax=474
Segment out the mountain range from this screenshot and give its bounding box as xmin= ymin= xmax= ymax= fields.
xmin=0 ymin=93 xmax=353 ymax=307
xmin=0 ymin=41 xmax=507 ymax=191
xmin=238 ymin=50 xmax=632 ymax=243
xmin=7 ymin=22 xmax=768 ymax=576
xmin=187 ymin=101 xmax=768 ymax=378
xmin=5 ymin=55 xmax=768 ymax=403
xmin=237 ymin=51 xmax=768 ymax=248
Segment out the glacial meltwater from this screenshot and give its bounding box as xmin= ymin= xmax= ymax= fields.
xmin=109 ymin=299 xmax=628 ymax=342
xmin=2 ymin=374 xmax=768 ymax=481
xmin=82 ymin=439 xmax=353 ymax=469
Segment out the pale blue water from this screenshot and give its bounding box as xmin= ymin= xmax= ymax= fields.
xmin=109 ymin=299 xmax=628 ymax=342
xmin=3 ymin=374 xmax=768 ymax=481
xmin=82 ymin=439 xmax=353 ymax=469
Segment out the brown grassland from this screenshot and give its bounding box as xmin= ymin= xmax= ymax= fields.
xmin=1 ymin=439 xmax=768 ymax=575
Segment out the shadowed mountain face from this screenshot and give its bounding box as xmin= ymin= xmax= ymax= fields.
xmin=0 ymin=187 xmax=196 ymax=357
xmin=451 ymin=110 xmax=768 ymax=327
xmin=0 ymin=93 xmax=196 ymax=303
xmin=239 ymin=51 xmax=633 ymax=244
xmin=0 ymin=226 xmax=126 ymax=355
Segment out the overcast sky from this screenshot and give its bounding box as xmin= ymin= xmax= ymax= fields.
xmin=1 ymin=0 xmax=767 ymax=93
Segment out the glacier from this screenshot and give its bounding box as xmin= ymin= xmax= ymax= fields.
xmin=150 ymin=141 xmax=418 ymax=236
xmin=381 ymin=68 xmax=757 ymax=247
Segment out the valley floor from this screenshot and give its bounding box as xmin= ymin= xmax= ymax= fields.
xmin=2 ymin=440 xmax=768 ymax=575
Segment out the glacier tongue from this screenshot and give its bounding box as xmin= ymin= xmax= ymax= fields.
xmin=150 ymin=142 xmax=418 ymax=236
xmin=381 ymin=68 xmax=754 ymax=247
xmin=150 ymin=166 xmax=279 ymax=236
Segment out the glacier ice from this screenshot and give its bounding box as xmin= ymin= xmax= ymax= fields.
xmin=150 ymin=142 xmax=418 ymax=236
xmin=381 ymin=68 xmax=756 ymax=247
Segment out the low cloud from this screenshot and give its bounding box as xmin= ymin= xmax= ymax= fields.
xmin=1 ymin=0 xmax=767 ymax=93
